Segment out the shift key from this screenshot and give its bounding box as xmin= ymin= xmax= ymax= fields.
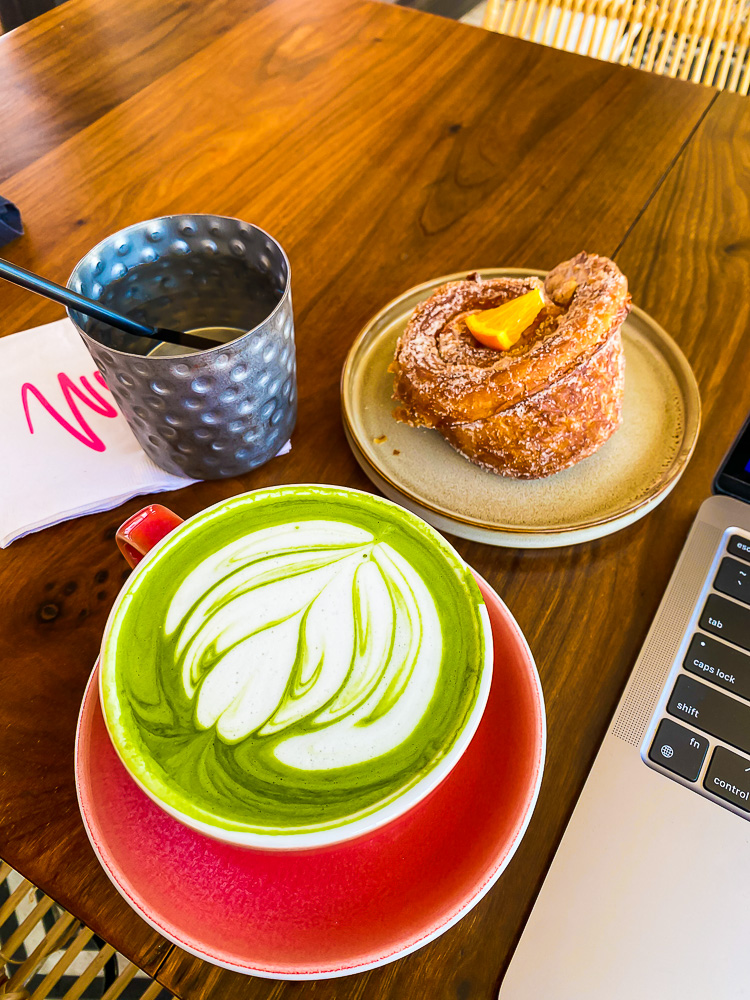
xmin=668 ymin=675 xmax=750 ymax=755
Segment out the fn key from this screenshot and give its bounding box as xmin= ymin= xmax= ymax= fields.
xmin=649 ymin=719 xmax=709 ymax=781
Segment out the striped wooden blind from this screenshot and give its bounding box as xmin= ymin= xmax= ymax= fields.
xmin=483 ymin=0 xmax=750 ymax=93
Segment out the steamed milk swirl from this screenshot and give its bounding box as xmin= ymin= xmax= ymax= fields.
xmin=170 ymin=520 xmax=442 ymax=767
xmin=101 ymin=487 xmax=489 ymax=838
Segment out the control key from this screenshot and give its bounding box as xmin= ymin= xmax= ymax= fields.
xmin=704 ymin=746 xmax=750 ymax=811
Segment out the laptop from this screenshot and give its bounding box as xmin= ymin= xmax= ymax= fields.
xmin=498 ymin=417 xmax=750 ymax=1000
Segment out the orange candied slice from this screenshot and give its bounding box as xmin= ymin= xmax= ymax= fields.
xmin=465 ymin=287 xmax=545 ymax=350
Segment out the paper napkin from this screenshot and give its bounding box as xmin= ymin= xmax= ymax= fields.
xmin=0 ymin=319 xmax=290 ymax=547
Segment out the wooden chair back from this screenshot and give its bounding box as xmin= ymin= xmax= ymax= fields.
xmin=0 ymin=863 xmax=171 ymax=1000
xmin=482 ymin=0 xmax=750 ymax=93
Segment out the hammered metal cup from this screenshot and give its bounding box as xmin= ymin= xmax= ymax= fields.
xmin=66 ymin=215 xmax=296 ymax=480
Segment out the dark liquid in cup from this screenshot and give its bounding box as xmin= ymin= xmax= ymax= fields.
xmin=83 ymin=255 xmax=283 ymax=356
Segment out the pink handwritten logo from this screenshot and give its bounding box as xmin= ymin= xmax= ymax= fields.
xmin=21 ymin=371 xmax=119 ymax=453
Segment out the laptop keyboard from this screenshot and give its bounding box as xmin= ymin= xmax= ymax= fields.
xmin=645 ymin=530 xmax=750 ymax=817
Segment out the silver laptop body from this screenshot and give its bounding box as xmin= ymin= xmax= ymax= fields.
xmin=499 ymin=495 xmax=750 ymax=1000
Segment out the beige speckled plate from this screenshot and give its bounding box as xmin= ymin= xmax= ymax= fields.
xmin=341 ymin=269 xmax=701 ymax=548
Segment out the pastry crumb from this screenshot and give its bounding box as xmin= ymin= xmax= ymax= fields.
xmin=373 ymin=435 xmax=387 ymax=444
xmin=392 ymin=449 xmax=400 ymax=455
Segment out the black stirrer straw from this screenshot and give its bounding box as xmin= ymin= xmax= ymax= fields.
xmin=0 ymin=257 xmax=217 ymax=352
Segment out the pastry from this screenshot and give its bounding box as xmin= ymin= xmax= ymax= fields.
xmin=390 ymin=252 xmax=630 ymax=479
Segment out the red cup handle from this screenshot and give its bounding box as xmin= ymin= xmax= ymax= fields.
xmin=116 ymin=504 xmax=184 ymax=568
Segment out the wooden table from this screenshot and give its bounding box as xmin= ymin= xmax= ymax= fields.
xmin=1 ymin=0 xmax=749 ymax=995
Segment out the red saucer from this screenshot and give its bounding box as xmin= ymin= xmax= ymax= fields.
xmin=75 ymin=576 xmax=545 ymax=980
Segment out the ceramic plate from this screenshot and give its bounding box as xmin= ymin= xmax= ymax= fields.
xmin=75 ymin=576 xmax=544 ymax=980
xmin=341 ymin=269 xmax=701 ymax=547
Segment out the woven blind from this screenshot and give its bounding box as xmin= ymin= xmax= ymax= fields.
xmin=483 ymin=0 xmax=750 ymax=92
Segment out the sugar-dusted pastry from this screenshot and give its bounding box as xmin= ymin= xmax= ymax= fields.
xmin=390 ymin=252 xmax=631 ymax=479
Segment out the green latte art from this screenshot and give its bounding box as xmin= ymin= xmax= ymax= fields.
xmin=101 ymin=486 xmax=490 ymax=838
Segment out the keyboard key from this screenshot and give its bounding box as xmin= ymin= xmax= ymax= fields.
xmin=668 ymin=674 xmax=750 ymax=755
xmin=714 ymin=557 xmax=750 ymax=605
xmin=728 ymin=534 xmax=750 ymax=563
xmin=703 ymin=746 xmax=750 ymax=811
xmin=699 ymin=594 xmax=750 ymax=651
xmin=684 ymin=634 xmax=750 ymax=702
xmin=648 ymin=719 xmax=708 ymax=781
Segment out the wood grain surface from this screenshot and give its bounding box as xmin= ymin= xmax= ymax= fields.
xmin=0 ymin=0 xmax=730 ymax=994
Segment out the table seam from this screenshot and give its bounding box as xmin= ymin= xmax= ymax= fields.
xmin=613 ymin=88 xmax=721 ymax=261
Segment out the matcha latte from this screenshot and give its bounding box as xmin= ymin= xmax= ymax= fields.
xmin=100 ymin=486 xmax=493 ymax=848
